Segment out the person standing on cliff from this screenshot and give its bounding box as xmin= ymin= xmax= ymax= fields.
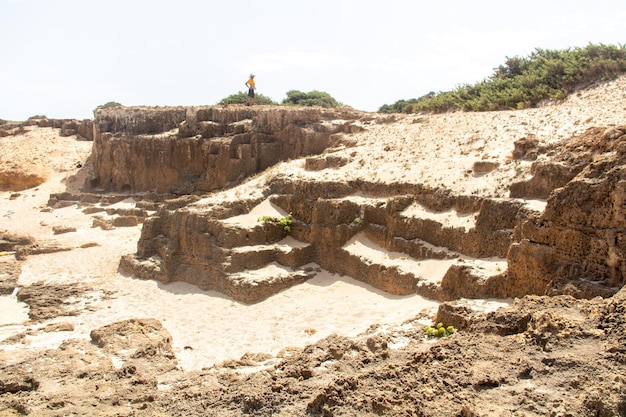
xmin=245 ymin=74 xmax=256 ymax=106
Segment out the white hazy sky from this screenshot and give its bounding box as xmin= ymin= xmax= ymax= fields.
xmin=1 ymin=0 xmax=624 ymax=120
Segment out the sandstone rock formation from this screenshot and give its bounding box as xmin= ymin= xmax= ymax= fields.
xmin=89 ymin=105 xmax=369 ymax=193
xmin=120 ymin=179 xmax=518 ymax=303
xmin=509 ymin=125 xmax=626 ymax=298
xmin=98 ymin=107 xmax=516 ymax=303
xmin=88 ymin=105 xmax=626 ymax=304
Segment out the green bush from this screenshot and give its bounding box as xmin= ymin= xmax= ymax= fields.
xmin=97 ymin=101 xmax=122 ymax=109
xmin=379 ymin=43 xmax=626 ymax=114
xmin=217 ymin=90 xmax=341 ymax=108
xmin=218 ymin=92 xmax=278 ymax=106
xmin=281 ymin=90 xmax=341 ymax=108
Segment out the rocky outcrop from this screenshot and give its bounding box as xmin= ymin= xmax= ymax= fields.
xmin=0 ymin=318 xmax=177 ymax=414
xmin=0 ymin=234 xmax=26 ymax=295
xmin=102 ymin=105 xmax=626 ymax=303
xmin=89 ymin=105 xmax=369 ymax=193
xmin=509 ymin=161 xmax=580 ymax=199
xmin=507 ymin=126 xmax=626 ymax=298
xmin=121 ymin=177 xmax=525 ymax=303
xmin=0 ymin=117 xmax=93 ymax=140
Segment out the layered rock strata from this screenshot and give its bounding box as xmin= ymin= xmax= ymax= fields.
xmin=121 ymin=178 xmax=524 ymax=303
xmin=509 ymin=125 xmax=626 ymax=298
xmin=90 ymin=105 xmax=369 ymax=193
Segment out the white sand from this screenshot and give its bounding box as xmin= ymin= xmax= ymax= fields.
xmin=401 ymin=202 xmax=477 ymax=231
xmin=343 ymin=233 xmax=456 ymax=284
xmin=221 ymin=197 xmax=287 ymax=228
xmin=0 ymin=288 xmax=29 ymax=327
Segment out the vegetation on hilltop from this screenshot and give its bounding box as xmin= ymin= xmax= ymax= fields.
xmin=218 ymin=92 xmax=278 ymax=106
xmin=84 ymin=43 xmax=626 ymax=114
xmin=97 ymin=101 xmax=123 ymax=109
xmin=281 ymin=90 xmax=342 ymax=108
xmin=379 ymin=43 xmax=626 ymax=114
xmin=217 ymin=90 xmax=342 ymax=108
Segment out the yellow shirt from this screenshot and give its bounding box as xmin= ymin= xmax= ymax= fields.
xmin=246 ymin=78 xmax=255 ymax=89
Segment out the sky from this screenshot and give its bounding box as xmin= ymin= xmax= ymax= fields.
xmin=0 ymin=0 xmax=624 ymax=120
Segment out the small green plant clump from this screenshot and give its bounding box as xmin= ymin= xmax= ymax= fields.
xmin=424 ymin=322 xmax=455 ymax=338
xmin=258 ymin=213 xmax=293 ymax=233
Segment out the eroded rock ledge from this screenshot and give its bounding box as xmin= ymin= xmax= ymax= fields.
xmin=509 ymin=125 xmax=626 ymax=298
xmin=0 ymin=117 xmax=93 ymax=139
xmin=89 ymin=105 xmax=373 ymax=193
xmin=120 ymin=177 xmax=526 ymax=303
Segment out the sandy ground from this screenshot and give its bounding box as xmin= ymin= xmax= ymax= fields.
xmin=1 ymin=75 xmax=625 ymax=373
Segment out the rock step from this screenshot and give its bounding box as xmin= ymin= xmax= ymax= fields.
xmin=364 ymin=228 xmax=459 ymax=261
xmin=127 ymin=191 xmax=528 ymax=302
xmin=208 ymin=222 xmax=287 ymax=249
xmin=224 ymin=237 xmax=312 ymax=273
xmin=276 ymin=192 xmax=518 ymax=260
xmin=210 ymin=198 xmax=292 ymax=248
xmin=439 ymin=258 xmax=510 ymax=300
xmin=118 ymin=255 xmax=311 ymax=304
xmin=223 ymin=262 xmax=317 ymax=304
xmin=338 ymin=233 xmax=507 ymax=301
